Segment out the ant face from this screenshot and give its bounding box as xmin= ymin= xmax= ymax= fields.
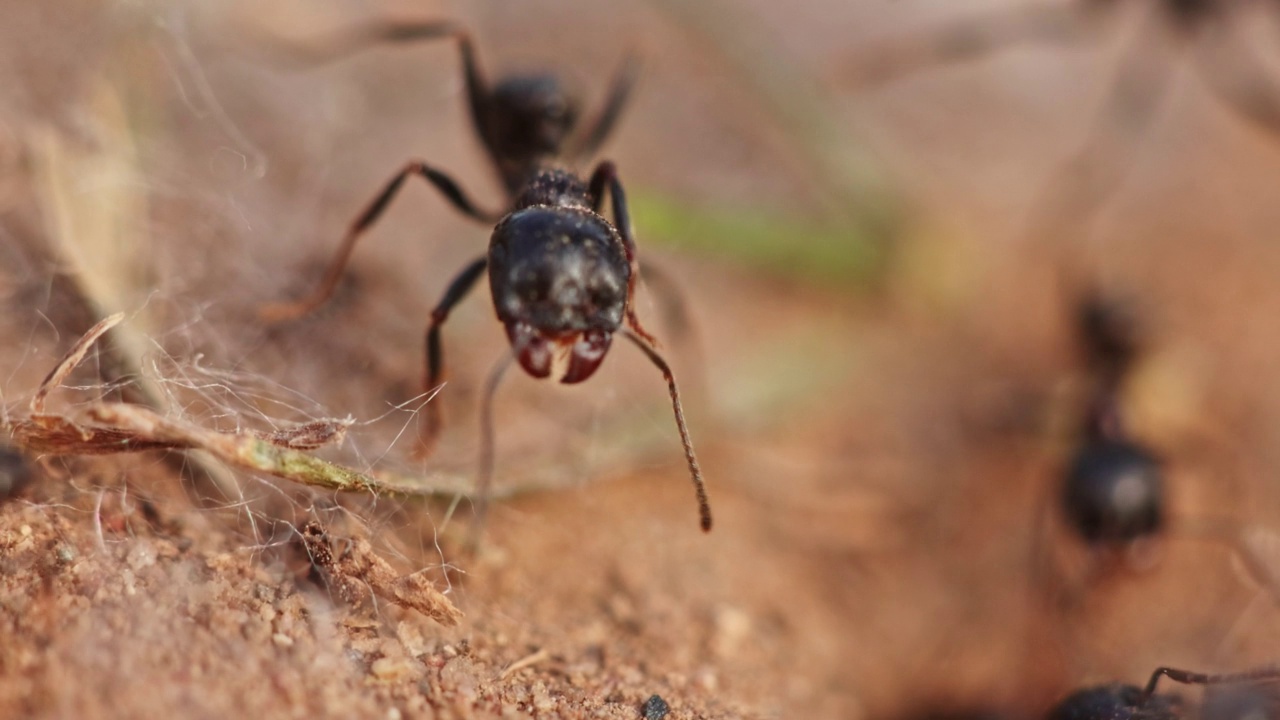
xmin=486 ymin=76 xmax=580 ymax=162
xmin=1063 ymin=438 xmax=1164 ymax=544
xmin=489 ymin=206 xmax=630 ymax=383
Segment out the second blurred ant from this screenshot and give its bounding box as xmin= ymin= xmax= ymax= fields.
xmin=1048 ymin=662 xmax=1280 ymax=720
xmin=259 ymin=20 xmax=712 ymax=533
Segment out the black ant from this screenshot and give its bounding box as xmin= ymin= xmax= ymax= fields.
xmin=1048 ymin=663 xmax=1280 ymax=720
xmin=1039 ymin=291 xmax=1280 ymax=615
xmin=1060 ymin=294 xmax=1163 ymax=549
xmin=258 ymin=20 xmax=712 ymax=532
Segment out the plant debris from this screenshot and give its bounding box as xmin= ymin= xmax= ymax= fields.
xmin=299 ymin=521 xmax=462 ymax=626
xmin=2 ymin=313 xmax=461 ymax=499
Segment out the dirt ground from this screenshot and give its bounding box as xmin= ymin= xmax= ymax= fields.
xmin=8 ymin=1 xmax=1280 ymax=718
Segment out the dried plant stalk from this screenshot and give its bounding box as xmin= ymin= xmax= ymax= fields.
xmin=4 ymin=312 xmax=466 ymax=499
xmin=300 ymin=521 xmax=462 ymax=626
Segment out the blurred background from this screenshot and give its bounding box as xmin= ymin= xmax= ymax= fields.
xmin=6 ymin=0 xmax=1280 ymax=717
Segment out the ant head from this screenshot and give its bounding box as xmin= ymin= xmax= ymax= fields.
xmin=1048 ymin=684 xmax=1181 ymax=720
xmin=1077 ymin=293 xmax=1142 ymax=381
xmin=1062 ymin=438 xmax=1164 ymax=545
xmin=489 ymin=206 xmax=629 ymax=383
xmin=486 ymin=75 xmax=580 ymax=161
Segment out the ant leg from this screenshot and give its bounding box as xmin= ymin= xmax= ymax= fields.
xmin=255 ymin=19 xmax=462 ymax=65
xmin=359 ymin=21 xmax=491 ymax=137
xmin=260 ymin=162 xmax=499 ymax=323
xmin=1194 ymin=14 xmax=1280 ymax=143
xmin=569 ymin=53 xmax=640 ymax=162
xmin=621 ymin=328 xmax=712 ymax=532
xmin=251 ymin=19 xmax=494 ymax=163
xmin=1142 ymin=665 xmax=1280 ymax=701
xmin=421 ymin=257 xmax=489 ymax=454
xmin=840 ymin=2 xmax=1102 ymax=89
xmin=638 ymin=260 xmax=694 ymax=343
xmin=466 ymin=351 xmax=515 ymax=549
xmin=587 ymin=161 xmax=658 ymax=345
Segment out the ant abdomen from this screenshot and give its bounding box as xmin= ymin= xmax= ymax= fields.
xmin=1062 ymin=438 xmax=1164 ymax=545
xmin=484 ymin=76 xmax=579 ymax=168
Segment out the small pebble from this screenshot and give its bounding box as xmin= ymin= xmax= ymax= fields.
xmin=642 ymin=694 xmax=670 ymax=720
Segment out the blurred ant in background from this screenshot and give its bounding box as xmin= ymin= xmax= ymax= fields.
xmin=1048 ymin=662 xmax=1280 ymax=720
xmin=1037 ymin=290 xmax=1280 ymax=611
xmin=258 ymin=20 xmax=712 ymax=534
xmin=841 ymin=0 xmax=1280 ymax=243
xmin=1058 ymin=293 xmax=1163 ymax=556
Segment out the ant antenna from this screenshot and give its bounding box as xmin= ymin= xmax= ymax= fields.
xmin=1142 ymin=665 xmax=1280 ymax=703
xmin=622 ymin=328 xmax=712 ymax=532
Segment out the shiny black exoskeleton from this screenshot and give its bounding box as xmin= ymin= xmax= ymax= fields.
xmin=1060 ymin=293 xmax=1163 ymax=547
xmin=489 ymin=172 xmax=630 ymax=384
xmin=1049 ymin=666 xmax=1280 ymax=720
xmin=262 ymin=19 xmax=711 ymax=533
xmin=1062 ymin=439 xmax=1163 ymax=544
xmin=1049 ymin=684 xmax=1181 ymax=720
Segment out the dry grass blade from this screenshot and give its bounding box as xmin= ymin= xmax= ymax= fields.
xmin=5 ymin=313 xmax=464 ymax=499
xmin=300 ymin=521 xmax=462 ymax=626
xmin=30 ymin=312 xmax=124 ymax=415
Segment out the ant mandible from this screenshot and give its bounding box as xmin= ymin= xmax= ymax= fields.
xmin=259 ymin=20 xmax=713 ymax=532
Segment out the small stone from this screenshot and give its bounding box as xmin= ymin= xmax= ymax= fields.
xmin=272 ymin=633 xmax=294 ymax=648
xmin=642 ymin=694 xmax=670 ymax=720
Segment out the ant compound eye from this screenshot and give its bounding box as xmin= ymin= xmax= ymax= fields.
xmin=506 ymin=322 xmax=553 ymax=379
xmin=561 ymin=330 xmax=612 ymax=384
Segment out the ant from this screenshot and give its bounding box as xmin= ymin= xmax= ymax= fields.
xmin=1059 ymin=293 xmax=1163 ymax=549
xmin=1048 ymin=663 xmax=1280 ymax=720
xmin=258 ymin=19 xmax=713 ymax=533
xmin=840 ymin=0 xmax=1280 ymax=245
xmin=1039 ymin=291 xmax=1280 ymax=618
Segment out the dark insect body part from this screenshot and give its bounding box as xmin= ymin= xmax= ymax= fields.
xmin=1077 ymin=294 xmax=1143 ymax=386
xmin=259 ymin=20 xmax=711 ymax=534
xmin=1048 ymin=683 xmax=1181 ymax=720
xmin=1048 ymin=665 xmax=1280 ymax=720
xmin=1059 ymin=293 xmax=1163 ymax=549
xmin=1062 ymin=438 xmax=1163 ymax=544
